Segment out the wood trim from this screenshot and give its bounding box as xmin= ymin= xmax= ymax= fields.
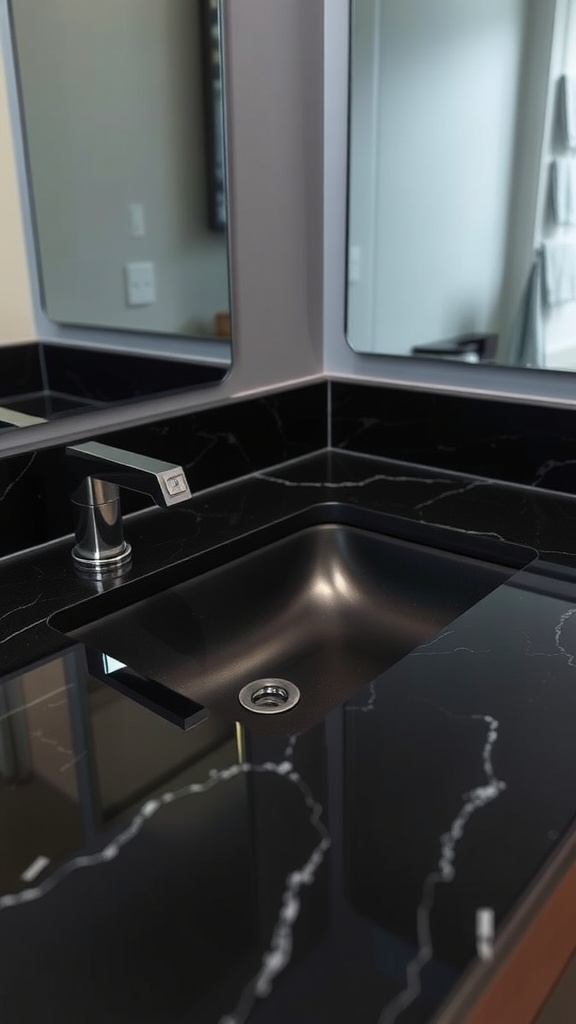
xmin=464 ymin=856 xmax=576 ymax=1024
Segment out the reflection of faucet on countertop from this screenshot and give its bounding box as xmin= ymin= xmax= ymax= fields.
xmin=0 ymin=404 xmax=192 ymax=578
xmin=66 ymin=441 xmax=192 ymax=576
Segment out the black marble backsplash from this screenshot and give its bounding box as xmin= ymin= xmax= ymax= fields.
xmin=0 ymin=343 xmax=43 ymax=400
xmin=332 ymin=381 xmax=576 ymax=494
xmin=0 ymin=382 xmax=327 ymax=559
xmin=5 ymin=374 xmax=576 ymax=563
xmin=0 ymin=342 xmax=223 ymax=415
xmin=42 ymin=343 xmax=223 ymax=403
xmin=0 ymin=342 xmax=224 ymax=409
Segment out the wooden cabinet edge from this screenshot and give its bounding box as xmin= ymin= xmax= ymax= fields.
xmin=436 ymin=830 xmax=576 ymax=1024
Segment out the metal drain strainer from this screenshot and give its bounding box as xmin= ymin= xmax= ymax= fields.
xmin=238 ymin=678 xmax=301 ymax=715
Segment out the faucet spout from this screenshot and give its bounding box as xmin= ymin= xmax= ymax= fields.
xmin=67 ymin=441 xmax=192 ymax=508
xmin=66 ymin=440 xmax=192 ymax=575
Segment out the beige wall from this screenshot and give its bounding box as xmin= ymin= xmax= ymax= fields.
xmin=0 ymin=44 xmax=34 ymax=342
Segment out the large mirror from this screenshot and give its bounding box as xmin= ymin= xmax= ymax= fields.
xmin=0 ymin=0 xmax=231 ymax=429
xmin=347 ymin=0 xmax=576 ymax=372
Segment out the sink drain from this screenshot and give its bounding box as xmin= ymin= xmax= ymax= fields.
xmin=238 ymin=679 xmax=301 ymax=715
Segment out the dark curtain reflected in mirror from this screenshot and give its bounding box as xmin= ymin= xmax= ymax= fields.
xmin=201 ymin=0 xmax=227 ymax=232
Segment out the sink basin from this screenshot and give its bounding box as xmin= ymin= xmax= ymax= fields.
xmin=50 ymin=505 xmax=533 ymax=732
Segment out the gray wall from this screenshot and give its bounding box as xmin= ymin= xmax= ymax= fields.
xmin=533 ymin=0 xmax=576 ymax=370
xmin=324 ymin=0 xmax=576 ymax=405
xmin=348 ymin=0 xmax=527 ymax=356
xmin=3 ymin=0 xmax=576 ymax=458
xmin=11 ymin=0 xmax=230 ymax=338
xmin=0 ymin=0 xmax=325 ymax=456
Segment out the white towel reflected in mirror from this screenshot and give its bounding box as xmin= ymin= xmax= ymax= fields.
xmin=551 ymin=159 xmax=576 ymax=225
xmin=560 ymin=75 xmax=576 ymax=149
xmin=543 ymin=240 xmax=576 ymax=306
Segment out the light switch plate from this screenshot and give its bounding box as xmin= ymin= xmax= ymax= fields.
xmin=129 ymin=202 xmax=146 ymax=238
xmin=124 ymin=261 xmax=156 ymax=306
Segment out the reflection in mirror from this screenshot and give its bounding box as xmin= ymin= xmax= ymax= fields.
xmin=9 ymin=0 xmax=232 ymax=346
xmin=347 ymin=0 xmax=576 ymax=372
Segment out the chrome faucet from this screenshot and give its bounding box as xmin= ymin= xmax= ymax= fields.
xmin=66 ymin=441 xmax=192 ymax=575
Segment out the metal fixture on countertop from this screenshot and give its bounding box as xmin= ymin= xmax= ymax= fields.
xmin=0 ymin=405 xmax=192 ymax=577
xmin=238 ymin=679 xmax=301 ymax=715
xmin=66 ymin=441 xmax=192 ymax=577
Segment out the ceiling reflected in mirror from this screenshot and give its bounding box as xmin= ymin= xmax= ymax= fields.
xmin=347 ymin=0 xmax=576 ymax=373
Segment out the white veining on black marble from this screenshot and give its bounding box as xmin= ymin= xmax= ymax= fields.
xmin=379 ymin=712 xmax=505 ymax=1024
xmin=533 ymin=458 xmax=576 ymax=488
xmin=182 ymin=434 xmax=221 ymax=471
xmin=0 ymin=683 xmax=70 ymax=725
xmin=262 ymin=398 xmax=289 ymax=449
xmin=283 ymin=734 xmax=300 ymax=760
xmin=0 ymin=618 xmax=50 ymax=647
xmin=258 ymin=471 xmax=457 ymax=491
xmin=0 ymin=764 xmax=318 ymax=912
xmin=422 ymin=522 xmax=510 ymax=544
xmin=0 ymin=452 xmax=37 ymax=505
xmin=332 ymin=416 xmax=387 ymax=452
xmin=30 ymin=728 xmax=85 ymax=774
xmin=256 ymin=472 xmax=512 ymax=549
xmin=411 ymin=642 xmax=492 ymax=657
xmin=519 ymin=628 xmax=564 ymax=659
xmin=194 ymin=430 xmax=256 ymax=473
xmin=554 ymin=608 xmax=576 ymax=669
xmin=347 ymin=627 xmax=493 ymax=717
xmin=414 ymin=631 xmax=455 ymax=651
xmin=413 ymin=480 xmax=485 ymax=513
xmin=144 ymin=534 xmax=193 ymax=568
xmin=0 ymin=755 xmax=330 ymax=1024
xmin=60 ymin=751 xmax=87 ymax=773
xmin=346 ymin=680 xmax=377 ymax=713
xmin=0 ymin=593 xmax=45 ymax=627
xmin=435 ymin=433 xmax=524 ymax=455
xmin=220 ymin=770 xmax=331 ymax=1024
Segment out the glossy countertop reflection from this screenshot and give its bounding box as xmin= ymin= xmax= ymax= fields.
xmin=2 ymin=450 xmax=576 ymax=1022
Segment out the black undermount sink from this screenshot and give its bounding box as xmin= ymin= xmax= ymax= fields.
xmin=50 ymin=505 xmax=533 ymax=733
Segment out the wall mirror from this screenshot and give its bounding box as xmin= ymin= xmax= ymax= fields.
xmin=0 ymin=0 xmax=231 ymax=431
xmin=347 ymin=0 xmax=576 ymax=373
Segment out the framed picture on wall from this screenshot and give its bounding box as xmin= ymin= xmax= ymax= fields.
xmin=201 ymin=0 xmax=227 ymax=232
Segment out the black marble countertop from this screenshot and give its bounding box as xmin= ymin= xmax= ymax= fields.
xmin=2 ymin=449 xmax=576 ymax=1023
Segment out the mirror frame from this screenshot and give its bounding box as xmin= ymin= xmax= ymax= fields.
xmin=325 ymin=0 xmax=576 ymax=408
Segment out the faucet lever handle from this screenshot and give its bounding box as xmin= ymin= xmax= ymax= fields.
xmin=66 ymin=441 xmax=192 ymax=508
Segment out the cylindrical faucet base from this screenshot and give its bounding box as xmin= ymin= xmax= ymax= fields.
xmin=71 ymin=492 xmax=132 ymax=575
